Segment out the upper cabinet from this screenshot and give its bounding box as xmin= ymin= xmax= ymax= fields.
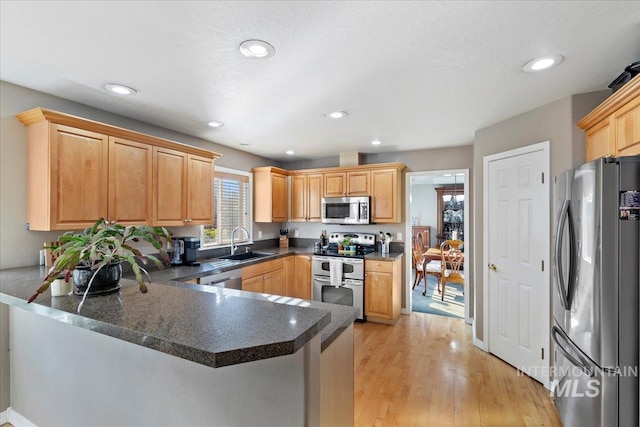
xmin=371 ymin=167 xmax=402 ymax=223
xmin=578 ymin=75 xmax=640 ymax=162
xmin=284 ymin=163 xmax=405 ymax=224
xmin=252 ymin=166 xmax=288 ymax=223
xmin=323 ymin=170 xmax=370 ymax=197
xmin=152 ymin=147 xmax=214 ymax=226
xmin=290 ymin=172 xmax=322 ymax=222
xmin=17 ymin=108 xmax=220 ymax=231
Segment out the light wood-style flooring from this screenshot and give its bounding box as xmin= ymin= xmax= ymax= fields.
xmin=354 ymin=313 xmax=562 ymax=426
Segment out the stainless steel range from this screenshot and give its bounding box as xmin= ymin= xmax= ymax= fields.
xmin=311 ymin=232 xmax=376 ymax=321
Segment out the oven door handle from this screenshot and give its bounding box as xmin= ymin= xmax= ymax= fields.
xmin=314 ymin=276 xmax=332 ymax=283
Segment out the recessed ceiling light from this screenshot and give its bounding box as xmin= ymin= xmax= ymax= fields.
xmin=371 ymin=140 xmax=382 ymax=145
xmin=240 ymin=142 xmax=250 ymax=146
xmin=286 ymin=150 xmax=295 ymax=155
xmin=208 ymin=121 xmax=224 ymax=128
xmin=327 ymin=111 xmax=348 ymax=119
xmin=104 ymin=83 xmax=137 ymax=95
xmin=522 ymin=54 xmax=564 ymax=72
xmin=239 ymin=39 xmax=275 ymax=58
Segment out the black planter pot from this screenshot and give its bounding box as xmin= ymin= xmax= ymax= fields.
xmin=73 ymin=261 xmax=123 ymax=296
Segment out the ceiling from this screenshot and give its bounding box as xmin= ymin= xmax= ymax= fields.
xmin=1 ymin=2 xmax=639 ymax=162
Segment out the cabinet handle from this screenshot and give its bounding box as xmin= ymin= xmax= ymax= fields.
xmin=188 ymin=218 xmax=192 ymax=223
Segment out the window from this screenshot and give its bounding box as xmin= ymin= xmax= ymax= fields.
xmin=201 ymin=168 xmax=251 ymax=248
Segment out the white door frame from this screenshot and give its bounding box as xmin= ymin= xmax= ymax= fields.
xmin=404 ymin=168 xmax=471 ymax=324
xmin=482 ymin=140 xmax=550 ymax=388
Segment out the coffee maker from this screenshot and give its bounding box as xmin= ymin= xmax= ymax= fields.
xmin=181 ymin=237 xmax=200 ymax=266
xmin=170 ymin=237 xmax=200 ymax=266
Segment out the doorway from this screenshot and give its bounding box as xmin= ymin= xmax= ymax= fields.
xmin=483 ymin=141 xmax=550 ymax=387
xmin=405 ymin=169 xmax=470 ymax=323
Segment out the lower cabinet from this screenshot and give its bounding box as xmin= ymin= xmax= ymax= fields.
xmin=242 ymin=255 xmax=311 ymax=299
xmin=365 ymin=256 xmax=403 ymax=324
xmin=290 ymin=255 xmax=312 ymax=300
xmin=242 ymin=258 xmax=285 ymax=293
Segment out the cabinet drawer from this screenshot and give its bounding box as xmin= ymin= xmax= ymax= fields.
xmin=365 ymin=260 xmax=394 ymax=273
xmin=242 ymin=257 xmax=285 ymax=279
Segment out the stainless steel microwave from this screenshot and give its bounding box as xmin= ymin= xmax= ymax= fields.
xmin=321 ymin=196 xmax=370 ymax=224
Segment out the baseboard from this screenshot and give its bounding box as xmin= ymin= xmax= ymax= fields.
xmin=401 ymin=308 xmax=410 ymax=315
xmin=0 ymin=409 xmax=7 ymax=424
xmin=473 ymin=337 xmax=487 ymax=351
xmin=6 ymin=407 xmax=37 ymax=427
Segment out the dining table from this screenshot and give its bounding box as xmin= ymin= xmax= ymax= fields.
xmin=423 ymin=247 xmax=465 ymax=263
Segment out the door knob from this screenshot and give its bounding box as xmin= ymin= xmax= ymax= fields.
xmin=488 ymin=263 xmax=498 ymax=272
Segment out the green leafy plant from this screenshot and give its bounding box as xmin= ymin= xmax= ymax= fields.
xmin=341 ymin=237 xmax=351 ymax=247
xmin=28 ymin=218 xmax=172 ymax=303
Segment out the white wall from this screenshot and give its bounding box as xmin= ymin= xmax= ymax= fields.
xmin=410 ymin=183 xmax=439 ymax=247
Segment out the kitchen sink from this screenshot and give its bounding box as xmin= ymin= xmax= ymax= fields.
xmin=218 ymin=251 xmax=271 ymax=261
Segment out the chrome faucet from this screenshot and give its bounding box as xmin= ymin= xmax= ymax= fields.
xmin=230 ymin=226 xmax=250 ymax=255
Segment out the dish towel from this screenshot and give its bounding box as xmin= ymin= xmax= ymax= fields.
xmin=329 ymin=259 xmax=343 ymax=288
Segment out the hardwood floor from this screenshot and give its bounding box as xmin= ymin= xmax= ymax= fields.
xmin=354 ymin=313 xmax=562 ymax=427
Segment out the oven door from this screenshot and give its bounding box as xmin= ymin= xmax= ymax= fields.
xmin=312 ymin=256 xmax=364 ymax=280
xmin=313 ymin=276 xmax=364 ymax=321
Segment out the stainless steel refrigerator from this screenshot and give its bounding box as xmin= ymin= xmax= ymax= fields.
xmin=552 ymin=155 xmax=639 ymax=427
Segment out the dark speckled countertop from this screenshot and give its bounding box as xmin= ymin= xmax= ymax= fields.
xmin=0 ymin=246 xmax=359 ymax=368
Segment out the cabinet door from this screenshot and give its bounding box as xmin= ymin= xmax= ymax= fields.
xmin=293 ymin=255 xmax=312 ymax=300
xmin=187 ymin=154 xmax=214 ymax=224
xmin=371 ymin=169 xmax=399 ymax=223
xmin=346 ymin=171 xmax=370 ymax=196
xmin=284 ymin=256 xmax=296 ymax=296
xmin=365 ymin=271 xmax=392 ymax=319
xmin=50 ymin=124 xmax=108 ymax=229
xmin=108 ymin=137 xmax=152 ymax=225
xmin=585 ymin=117 xmax=615 ymax=162
xmin=242 ymin=275 xmax=263 ymax=293
xmin=271 ymin=173 xmax=288 ymax=222
xmin=307 ymin=174 xmax=323 ymax=222
xmin=615 ymin=97 xmax=640 ymax=157
xmin=153 ymin=147 xmax=187 ymax=226
xmin=263 ymin=269 xmax=286 ymax=296
xmin=324 ymin=172 xmax=346 ymax=197
xmin=290 ymin=175 xmax=308 ymax=222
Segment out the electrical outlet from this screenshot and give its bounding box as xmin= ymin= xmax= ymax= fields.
xmin=397 ymin=232 xmax=403 ymax=241
xmin=294 ymin=229 xmax=299 ymax=237
xmin=258 ymin=231 xmax=263 ymax=239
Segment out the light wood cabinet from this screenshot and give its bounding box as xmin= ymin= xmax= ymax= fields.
xmin=23 ymin=122 xmax=109 ymax=231
xmin=186 ymin=154 xmax=215 ymax=224
xmin=371 ymin=168 xmax=401 ymax=223
xmin=290 ymin=173 xmax=323 ymax=222
xmin=152 ymin=148 xmax=214 ymax=226
xmin=365 ymin=256 xmax=402 ymax=324
xmin=323 ymin=170 xmax=370 ymax=197
xmin=17 ymin=108 xmax=220 ymax=231
xmin=292 ymin=255 xmax=312 ymax=300
xmin=253 ymin=167 xmax=288 ymax=223
xmin=242 ymin=257 xmax=286 ymax=294
xmin=109 ymin=137 xmax=153 ymax=225
xmin=579 ymin=75 xmax=640 ymax=161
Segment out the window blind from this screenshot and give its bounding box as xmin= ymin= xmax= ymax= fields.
xmin=202 ymin=171 xmax=250 ymax=247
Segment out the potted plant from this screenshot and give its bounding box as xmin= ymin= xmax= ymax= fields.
xmin=28 ymin=218 xmax=171 ymax=304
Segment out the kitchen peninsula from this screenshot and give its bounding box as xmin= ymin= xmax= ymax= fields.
xmin=0 ymin=258 xmax=357 ymax=426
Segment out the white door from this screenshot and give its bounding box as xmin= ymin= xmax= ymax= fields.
xmin=486 ymin=142 xmax=549 ymax=385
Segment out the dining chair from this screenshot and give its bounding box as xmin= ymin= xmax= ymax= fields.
xmin=411 ymin=235 xmax=425 ymax=289
xmin=438 ymin=239 xmax=464 ymax=301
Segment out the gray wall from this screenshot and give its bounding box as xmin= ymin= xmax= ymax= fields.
xmin=410 ymin=184 xmax=439 ymax=247
xmin=0 ymin=81 xmax=282 ymax=269
xmin=472 ymin=90 xmax=608 ymax=342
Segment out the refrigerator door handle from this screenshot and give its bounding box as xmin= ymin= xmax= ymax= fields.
xmin=551 ymin=325 xmax=596 ymax=378
xmin=553 ymin=200 xmax=575 ymax=308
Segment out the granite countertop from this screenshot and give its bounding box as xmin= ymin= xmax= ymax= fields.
xmin=0 ymin=264 xmax=335 ymax=369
